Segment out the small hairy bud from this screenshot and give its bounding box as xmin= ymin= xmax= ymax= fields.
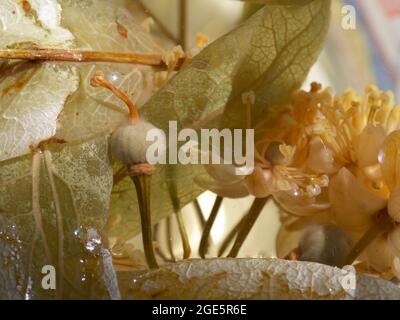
xmin=298 ymin=224 xmax=352 ymax=267
xmin=111 ymin=120 xmax=165 ymax=165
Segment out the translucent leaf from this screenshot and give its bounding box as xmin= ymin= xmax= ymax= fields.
xmin=56 ymin=0 xmax=169 ymax=143
xmin=0 ymin=63 xmax=79 ymax=162
xmin=0 ymin=0 xmax=74 ymax=48
xmin=0 ymin=138 xmax=118 ymax=299
xmin=0 ymin=0 xmax=171 ymax=299
xmin=109 ymin=0 xmax=332 ymax=239
xmin=141 ymin=0 xmax=331 ymax=129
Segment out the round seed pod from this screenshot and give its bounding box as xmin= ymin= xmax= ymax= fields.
xmin=111 ymin=119 xmax=166 ymax=165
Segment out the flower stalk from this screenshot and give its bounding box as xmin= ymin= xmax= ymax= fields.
xmin=199 ymin=196 xmax=223 ymax=258
xmin=0 ymin=49 xmax=164 ymax=66
xmin=228 ymin=197 xmax=268 ymax=258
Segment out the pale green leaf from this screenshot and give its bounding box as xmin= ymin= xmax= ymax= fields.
xmin=0 ymin=63 xmax=79 ymax=162
xmin=56 ymin=0 xmax=169 ymax=143
xmin=0 ymin=0 xmax=74 ymax=48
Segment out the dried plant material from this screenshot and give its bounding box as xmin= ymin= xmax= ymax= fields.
xmin=0 ymin=0 xmax=74 ymax=48
xmin=124 ymin=258 xmax=400 ymax=300
xmin=0 ymin=64 xmax=79 ymax=162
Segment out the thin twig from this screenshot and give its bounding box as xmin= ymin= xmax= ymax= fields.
xmin=227 ymin=197 xmax=268 ymax=258
xmin=0 ymin=49 xmax=164 ymax=66
xmin=91 ymin=71 xmax=138 ymax=121
xmin=199 ymin=196 xmax=223 ymax=258
xmin=113 ymin=166 xmax=128 ymax=185
xmin=179 ymin=0 xmax=188 ymax=50
xmin=175 ymin=210 xmax=191 ymax=259
xmin=31 ymin=150 xmax=52 ymax=263
xmin=166 ymin=216 xmax=176 ymax=262
xmin=193 ymin=198 xmax=206 ymax=228
xmin=153 ymin=224 xmax=171 ymax=263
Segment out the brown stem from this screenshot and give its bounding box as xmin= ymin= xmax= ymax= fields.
xmin=0 ymin=49 xmax=164 ymax=66
xmin=91 ymin=71 xmax=138 ymax=121
xmin=153 ymin=224 xmax=172 ymax=263
xmin=227 ymin=197 xmax=268 ymax=258
xmin=113 ymin=166 xmax=128 ymax=185
xmin=131 ymin=174 xmax=158 ymax=269
xmin=166 ymin=216 xmax=176 ymax=262
xmin=193 ymin=198 xmax=206 ymax=228
xmin=175 ymin=211 xmax=191 ymax=259
xmin=345 ymin=212 xmax=394 ymax=266
xmin=179 ymin=0 xmax=188 ymax=50
xmin=218 ymin=213 xmax=248 ymax=257
xmin=198 ymin=196 xmax=223 ymax=258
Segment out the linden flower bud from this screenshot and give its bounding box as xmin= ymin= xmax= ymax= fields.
xmin=111 ymin=120 xmax=165 ymax=165
xmin=298 ymin=224 xmax=352 ymax=267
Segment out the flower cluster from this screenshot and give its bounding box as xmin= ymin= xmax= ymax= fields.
xmin=208 ymin=83 xmax=400 ymax=278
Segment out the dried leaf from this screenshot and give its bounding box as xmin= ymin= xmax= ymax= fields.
xmin=122 ymin=258 xmax=400 ymax=300
xmin=0 ymin=0 xmax=74 ymax=48
xmin=56 ymin=0 xmax=168 ymax=143
xmin=0 ymin=63 xmax=79 ymax=162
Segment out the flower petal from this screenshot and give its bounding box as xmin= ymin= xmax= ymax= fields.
xmin=329 ymin=168 xmax=386 ymax=231
xmin=379 ymin=130 xmax=400 ymax=190
xmin=244 ymin=166 xmax=272 ymax=198
xmin=195 ymin=174 xmax=249 ymax=198
xmin=273 ymin=190 xmax=330 ymax=217
xmin=307 ymin=136 xmax=338 ymax=174
xmin=204 ymin=163 xmax=245 ymax=185
xmin=357 ymin=124 xmax=386 ymax=167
